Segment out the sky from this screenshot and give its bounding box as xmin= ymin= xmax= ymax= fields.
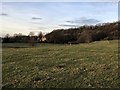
xmin=1 ymin=0 xmax=119 ymax=2
xmin=0 ymin=2 xmax=118 ymax=37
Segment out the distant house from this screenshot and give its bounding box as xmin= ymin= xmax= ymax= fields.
xmin=41 ymin=36 xmax=46 ymax=42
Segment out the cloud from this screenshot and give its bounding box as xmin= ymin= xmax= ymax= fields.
xmin=66 ymin=17 xmax=100 ymax=25
xmin=0 ymin=13 xmax=8 ymax=16
xmin=60 ymin=17 xmax=101 ymax=28
xmin=32 ymin=17 xmax=42 ymax=20
xmin=59 ymin=24 xmax=80 ymax=27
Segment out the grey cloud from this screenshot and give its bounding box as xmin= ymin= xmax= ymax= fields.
xmin=32 ymin=17 xmax=42 ymax=20
xmin=0 ymin=13 xmax=8 ymax=16
xmin=66 ymin=17 xmax=100 ymax=25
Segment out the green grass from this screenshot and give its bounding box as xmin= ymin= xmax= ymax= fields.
xmin=2 ymin=40 xmax=119 ymax=88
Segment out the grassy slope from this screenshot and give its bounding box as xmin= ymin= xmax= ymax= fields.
xmin=2 ymin=40 xmax=119 ymax=88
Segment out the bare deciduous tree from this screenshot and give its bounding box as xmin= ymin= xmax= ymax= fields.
xmin=38 ymin=32 xmax=43 ymax=42
xmin=29 ymin=32 xmax=35 ymax=46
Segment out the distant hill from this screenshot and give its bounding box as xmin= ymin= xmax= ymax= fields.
xmin=45 ymin=21 xmax=118 ymax=44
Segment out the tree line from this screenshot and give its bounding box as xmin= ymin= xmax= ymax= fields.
xmin=45 ymin=21 xmax=119 ymax=44
xmin=2 ymin=32 xmax=45 ymax=46
xmin=1 ymin=21 xmax=119 ymax=44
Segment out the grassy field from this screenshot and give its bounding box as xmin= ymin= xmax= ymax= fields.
xmin=2 ymin=40 xmax=119 ymax=88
